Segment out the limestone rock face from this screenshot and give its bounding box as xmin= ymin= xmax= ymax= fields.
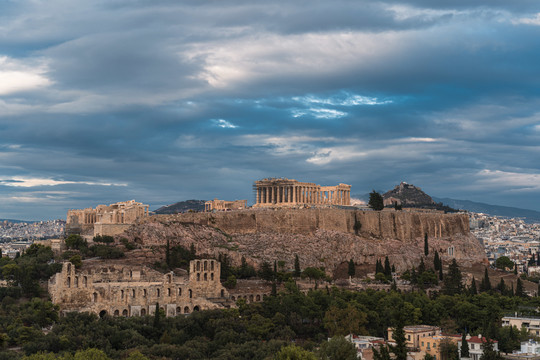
xmin=121 ymin=209 xmax=486 ymax=274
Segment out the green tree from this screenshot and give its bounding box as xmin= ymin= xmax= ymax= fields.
xmin=434 ymin=251 xmax=440 ymax=271
xmin=516 ymin=278 xmax=526 ymax=298
xmin=69 ymin=255 xmax=82 ymax=269
xmin=348 ymin=259 xmax=355 ymax=278
xmin=424 ymin=233 xmax=429 ymax=256
xmin=319 ymin=336 xmax=357 ymax=360
xmin=368 ymin=190 xmax=384 ymax=211
xmin=153 ymin=302 xmax=160 ymax=328
xmin=294 ymin=255 xmax=301 ymax=277
xmin=64 ymin=234 xmax=87 ymax=250
xmin=495 ymin=256 xmax=514 ymax=271
xmin=480 ymin=268 xmax=492 ymax=292
xmin=275 ymin=345 xmax=317 ymax=360
xmin=389 ymin=320 xmax=407 ymax=360
xmin=480 ymin=338 xmax=504 ymax=360
xmin=384 ymin=256 xmax=392 ymax=279
xmin=440 ymin=339 xmax=459 ymax=360
xmin=74 ymin=348 xmax=110 ymax=360
xmin=470 ymin=277 xmax=478 ymax=295
xmin=461 ymin=332 xmax=469 ymax=358
xmin=259 ymin=261 xmax=274 ymax=281
xmin=373 ymin=346 xmax=392 ymax=360
xmin=443 ymin=259 xmax=463 ymax=295
xmin=323 ymin=304 xmax=368 ymax=337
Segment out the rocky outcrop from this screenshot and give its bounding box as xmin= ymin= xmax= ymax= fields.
xmin=121 ymin=209 xmax=486 ymax=275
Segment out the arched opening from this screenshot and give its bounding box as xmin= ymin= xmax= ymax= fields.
xmin=211 ymin=261 xmax=214 ymax=271
xmin=122 ymin=309 xmax=128 ymax=317
xmin=178 ymin=288 xmax=182 ymax=296
xmin=167 ymin=288 xmax=171 ymax=296
xmin=99 ymin=310 xmax=107 ymax=318
xmin=74 ymin=276 xmax=79 ymax=288
xmin=143 ymin=289 xmax=147 ymax=297
xmin=121 ymin=290 xmax=124 ymax=299
xmin=231 ymin=296 xmax=236 ymax=301
xmin=193 ymin=305 xmax=200 ymax=311
xmin=93 ymin=292 xmax=98 ymax=302
xmin=189 ymin=289 xmax=192 ymax=298
xmin=132 ymin=289 xmax=135 ymax=298
xmin=130 ymin=270 xmax=133 ymax=279
xmin=167 ymin=274 xmax=171 ymax=283
xmin=256 ymin=295 xmax=261 ymax=301
xmin=83 ymin=276 xmax=88 ymax=287
xmin=249 ymin=295 xmax=254 ymax=302
xmin=196 ymin=261 xmax=200 ymax=271
xmin=221 ymin=289 xmax=225 ymax=297
xmin=204 ymin=273 xmax=207 ymax=281
xmin=141 ymin=308 xmax=146 ymax=316
xmin=157 ymin=288 xmax=160 ymax=297
xmin=67 ymin=263 xmax=71 ymax=272
xmin=66 ymin=277 xmax=71 ymax=288
xmin=114 ymin=310 xmax=119 ymax=317
xmin=204 ymin=261 xmax=207 ymax=271
xmin=176 ymin=307 xmax=181 ymax=315
xmin=211 ymin=273 xmax=214 ymax=281
xmin=184 ymin=306 xmax=190 ymax=314
xmin=197 ymin=273 xmax=200 ymax=281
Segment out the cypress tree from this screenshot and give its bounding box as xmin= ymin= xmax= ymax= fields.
xmin=153 ymin=302 xmax=160 ymax=328
xmin=348 ymin=259 xmax=356 ymax=278
xmin=510 ymin=283 xmax=514 ymax=297
xmin=480 ymin=267 xmax=491 ymax=292
xmin=190 ymin=243 xmax=196 ymax=258
xmin=537 ymin=254 xmax=540 ymax=266
xmin=497 ymin=278 xmax=506 ymax=295
xmin=434 ymin=251 xmax=440 ymax=271
xmin=411 ymin=267 xmax=417 ymax=284
xmin=389 ymin=318 xmax=408 ymax=360
xmin=514 ymin=266 xmax=518 ymax=275
xmin=424 ymin=233 xmax=429 ymax=256
xmin=294 ymin=254 xmax=301 ymax=277
xmin=384 ymin=256 xmax=392 ymax=277
xmin=461 ymin=331 xmax=469 ymax=358
xmin=376 ymin=259 xmax=384 ymax=274
xmin=439 ymin=265 xmax=443 ymax=281
xmin=271 ymin=281 xmax=277 ymax=296
xmin=443 ymin=259 xmax=463 ymax=295
xmin=470 ymin=277 xmax=478 ymax=295
xmin=516 ymin=278 xmax=526 ymax=297
xmin=418 ymin=257 xmax=426 ymax=275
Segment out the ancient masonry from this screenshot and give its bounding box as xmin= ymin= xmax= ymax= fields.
xmin=205 ymin=199 xmax=247 ymax=212
xmin=66 ymin=200 xmax=149 ymax=237
xmin=49 ymin=259 xmax=253 ymax=317
xmin=253 ymin=178 xmax=351 ymax=207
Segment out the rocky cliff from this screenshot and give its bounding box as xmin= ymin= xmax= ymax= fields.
xmin=121 ymin=209 xmax=486 ymax=275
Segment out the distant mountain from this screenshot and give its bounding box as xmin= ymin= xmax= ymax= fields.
xmin=0 ymin=219 xmax=36 ymax=223
xmin=433 ymin=197 xmax=540 ymax=223
xmin=383 ymin=182 xmax=435 ymax=206
xmin=153 ymin=200 xmax=206 ymax=214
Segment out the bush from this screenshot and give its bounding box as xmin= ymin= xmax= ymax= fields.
xmin=93 ymin=235 xmax=114 ymax=244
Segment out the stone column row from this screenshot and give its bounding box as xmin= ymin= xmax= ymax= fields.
xmin=256 ymin=185 xmax=351 ymax=206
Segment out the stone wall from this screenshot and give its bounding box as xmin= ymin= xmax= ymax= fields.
xmin=48 ymin=259 xmax=232 ymax=317
xmin=144 ymin=209 xmax=469 ymax=240
xmin=93 ymin=224 xmax=132 ymax=237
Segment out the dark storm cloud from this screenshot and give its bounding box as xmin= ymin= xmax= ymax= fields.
xmin=1 ymin=0 xmax=540 ymax=219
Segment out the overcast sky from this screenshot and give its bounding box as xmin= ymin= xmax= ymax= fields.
xmin=1 ymin=0 xmax=540 ymax=220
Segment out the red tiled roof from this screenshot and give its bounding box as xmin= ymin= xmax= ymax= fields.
xmin=467 ymin=336 xmax=498 ymax=344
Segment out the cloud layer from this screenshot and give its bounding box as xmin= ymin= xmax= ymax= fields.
xmin=1 ymin=0 xmax=540 ymax=219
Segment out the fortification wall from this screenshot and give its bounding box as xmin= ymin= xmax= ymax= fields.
xmin=144 ymin=209 xmax=469 ymax=240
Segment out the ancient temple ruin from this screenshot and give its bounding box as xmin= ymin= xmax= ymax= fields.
xmin=205 ymin=199 xmax=247 ymax=212
xmin=253 ymin=178 xmax=351 ymax=207
xmin=66 ymin=200 xmax=149 ymax=237
xmin=49 ymin=259 xmax=230 ymax=317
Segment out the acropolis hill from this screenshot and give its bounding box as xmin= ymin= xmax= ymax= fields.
xmin=121 ymin=208 xmax=487 ymax=275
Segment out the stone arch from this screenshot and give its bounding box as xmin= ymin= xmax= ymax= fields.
xmin=204 ymin=273 xmax=207 ymax=281
xmin=93 ymin=292 xmax=98 ymax=302
xmin=114 ymin=310 xmax=119 ymax=317
xmin=184 ymin=306 xmax=190 ymax=314
xmin=121 ymin=290 xmax=124 ymax=299
xmin=99 ymin=310 xmax=107 ymax=318
xmin=67 ymin=263 xmax=71 ymax=272
xmin=193 ymin=305 xmax=200 ymax=311
xmin=67 ymin=276 xmax=71 ymax=288
xmin=157 ymin=288 xmax=160 ymax=297
xmin=83 ymin=276 xmax=88 ymax=287
xmin=167 ymin=288 xmax=171 ymax=296
xmin=178 ymin=288 xmax=182 ymax=296
xmin=176 ymin=306 xmax=181 ymax=315
xmin=143 ymin=289 xmax=147 ymax=297
xmin=141 ymin=308 xmax=146 ymax=316
xmin=249 ymin=295 xmax=254 ymax=302
xmin=211 ymin=261 xmax=214 ymax=271
xmin=231 ymin=296 xmax=236 ymax=301
xmin=256 ymin=295 xmax=261 ymax=301
xmin=189 ymin=289 xmax=192 ymax=298
xmin=74 ymin=276 xmax=79 ymax=288
xmin=221 ymin=289 xmax=225 ymax=297
xmin=122 ymin=309 xmax=128 ymax=317
xmin=196 ymin=261 xmax=200 ymax=271
xmin=211 ymin=273 xmax=214 ymax=281
xmin=197 ymin=273 xmax=200 ymax=281
xmin=132 ymin=289 xmax=135 ymax=298
xmin=204 ymin=261 xmax=207 ymax=271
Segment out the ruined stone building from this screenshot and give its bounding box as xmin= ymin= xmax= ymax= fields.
xmin=205 ymin=199 xmax=247 ymax=212
xmin=66 ymin=200 xmax=149 ymax=237
xmin=49 ymin=259 xmax=230 ymax=317
xmin=253 ymin=178 xmax=351 ymax=207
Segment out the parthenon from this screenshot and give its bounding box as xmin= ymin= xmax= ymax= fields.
xmin=253 ymin=178 xmax=351 ymax=207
